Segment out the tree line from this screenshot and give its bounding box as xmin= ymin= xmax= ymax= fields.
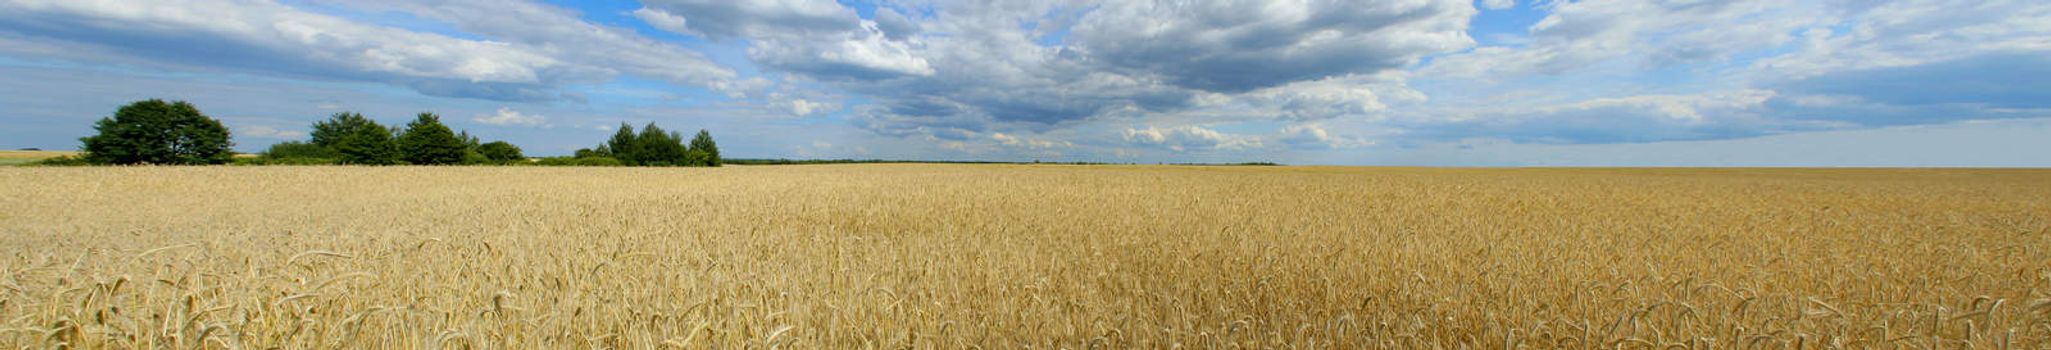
xmin=42 ymin=99 xmax=721 ymax=167
xmin=566 ymin=123 xmax=721 ymax=167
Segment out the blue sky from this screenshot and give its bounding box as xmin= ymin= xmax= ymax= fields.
xmin=2 ymin=0 xmax=2047 ymax=166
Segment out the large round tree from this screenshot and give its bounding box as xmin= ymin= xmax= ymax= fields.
xmin=396 ymin=113 xmax=468 ymax=165
xmin=80 ymin=99 xmax=234 ymax=165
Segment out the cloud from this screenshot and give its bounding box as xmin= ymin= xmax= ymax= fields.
xmin=1278 ymin=123 xmax=1372 ymax=149
xmin=0 ymin=0 xmax=734 ymax=102
xmin=635 ymin=0 xmax=861 ymax=40
xmin=1423 ymin=0 xmax=1828 ymax=79
xmin=1122 ymin=125 xmax=1263 ymax=152
xmin=472 ymin=107 xmax=547 ymax=127
xmin=681 ymin=0 xmax=1469 ymax=146
xmin=330 ymin=0 xmax=737 ymax=90
xmin=236 ymin=125 xmax=308 ymax=140
xmin=1480 ymin=0 xmax=1515 ymax=10
xmin=631 ymin=8 xmax=693 ymax=35
xmin=1071 ymin=0 xmax=1475 ymax=92
xmin=637 ymin=1 xmax=931 ymax=80
xmin=1397 ymin=89 xmax=1800 ymax=143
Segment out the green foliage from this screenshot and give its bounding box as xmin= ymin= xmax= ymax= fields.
xmin=396 ymin=113 xmax=468 ymax=165
xmin=263 ymin=140 xmax=338 ymax=160
xmin=637 ymin=123 xmax=688 ymax=166
xmin=476 ymin=141 xmax=524 ymax=162
xmin=234 ymin=157 xmax=336 ymax=165
xmin=334 ymin=123 xmax=399 ymax=165
xmin=606 ymin=123 xmax=639 ymax=165
xmin=578 ymin=157 xmax=624 ymax=166
xmin=531 ymin=156 xmax=623 ymax=166
xmin=689 ymin=129 xmax=721 ymax=167
xmin=590 ymin=122 xmax=719 ymax=167
xmin=310 ymin=112 xmax=377 ymax=149
xmin=24 ymin=155 xmax=91 ymax=166
xmin=79 ymin=99 xmax=235 ymax=165
xmin=684 ymin=150 xmax=712 ymax=167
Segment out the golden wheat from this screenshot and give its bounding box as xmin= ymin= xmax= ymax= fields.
xmin=1 ymin=165 xmax=2047 ymax=348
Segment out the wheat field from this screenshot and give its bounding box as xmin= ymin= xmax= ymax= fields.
xmin=0 ymin=165 xmax=2047 ymax=348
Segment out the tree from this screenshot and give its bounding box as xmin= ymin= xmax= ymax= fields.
xmin=334 ymin=123 xmax=399 ymax=165
xmin=688 ymin=129 xmax=721 ymax=167
xmin=309 ymin=112 xmax=379 ymax=149
xmin=606 ymin=123 xmax=639 ymax=165
xmin=476 ymin=141 xmax=524 ymax=162
xmin=637 ymin=123 xmax=687 ymax=166
xmin=80 ymin=99 xmax=234 ymax=165
xmin=396 ymin=113 xmax=468 ymax=165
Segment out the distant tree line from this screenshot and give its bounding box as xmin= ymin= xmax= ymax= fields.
xmin=38 ymin=99 xmax=721 ymax=167
xmin=563 ymin=122 xmax=721 ymax=167
xmin=259 ymin=112 xmax=527 ymax=165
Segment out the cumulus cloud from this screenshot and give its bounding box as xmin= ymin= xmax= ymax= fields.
xmin=638 ymin=0 xmax=931 ymax=80
xmin=472 ymin=107 xmax=548 ymax=127
xmin=1278 ymin=123 xmax=1372 ymax=149
xmin=237 ymin=125 xmax=308 ymax=139
xmin=1423 ymin=0 xmax=1828 ymax=79
xmin=1071 ymin=0 xmax=1475 ymax=92
xmin=659 ymin=0 xmax=1467 ymax=147
xmin=1398 ymin=89 xmax=1819 ymax=143
xmin=635 ymin=0 xmax=860 ymax=40
xmin=1122 ymin=125 xmax=1263 ymax=152
xmin=0 ymin=0 xmax=733 ymax=101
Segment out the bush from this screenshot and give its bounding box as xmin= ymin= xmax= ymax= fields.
xmin=578 ymin=157 xmax=624 ymax=166
xmin=531 ymin=156 xmax=623 ymax=166
xmin=234 ymin=157 xmax=336 ymax=166
xmin=24 ymin=155 xmax=91 ymax=166
xmin=79 ymin=99 xmax=235 ymax=165
xmin=263 ymin=140 xmax=338 ymax=159
xmin=476 ymin=141 xmax=524 ymax=162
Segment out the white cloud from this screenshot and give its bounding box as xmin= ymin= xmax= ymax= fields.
xmin=0 ymin=0 xmax=735 ymax=101
xmin=1423 ymin=0 xmax=1829 ymax=79
xmin=1751 ymin=0 xmax=2051 ymax=79
xmin=237 ymin=125 xmax=307 ymax=139
xmin=1071 ymin=0 xmax=1475 ymax=92
xmin=1121 ymin=125 xmax=1263 ymax=152
xmin=472 ymin=107 xmax=548 ymax=127
xmin=1279 ymin=123 xmax=1373 ymax=149
xmin=631 ymin=7 xmax=692 ymax=35
xmin=1481 ymin=0 xmax=1515 ymax=10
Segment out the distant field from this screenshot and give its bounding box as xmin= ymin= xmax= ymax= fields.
xmin=1 ymin=165 xmax=2047 ymax=348
xmin=0 ymin=150 xmax=75 ymax=166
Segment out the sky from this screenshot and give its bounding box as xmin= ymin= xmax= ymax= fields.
xmin=1 ymin=0 xmax=2047 ymax=166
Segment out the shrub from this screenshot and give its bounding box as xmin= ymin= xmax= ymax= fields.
xmin=577 ymin=157 xmax=624 ymax=166
xmin=79 ymin=99 xmax=234 ymax=165
xmin=476 ymin=141 xmax=524 ymax=163
xmin=263 ymin=140 xmax=339 ymax=160
xmin=24 ymin=155 xmax=91 ymax=166
xmin=234 ymin=157 xmax=336 ymax=166
xmin=532 ymin=156 xmax=623 ymax=166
